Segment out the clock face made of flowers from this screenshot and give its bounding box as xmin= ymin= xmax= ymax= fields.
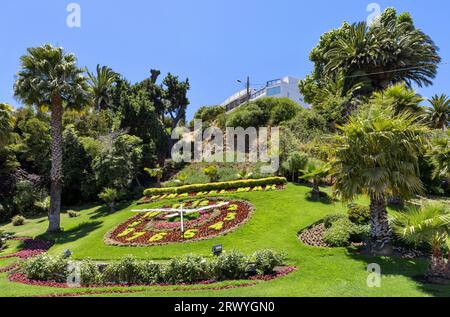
xmin=105 ymin=198 xmax=254 ymax=246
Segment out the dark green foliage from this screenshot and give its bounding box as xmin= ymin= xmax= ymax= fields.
xmin=164 ymin=254 xmax=211 ymax=283
xmin=252 ymin=249 xmax=286 ymax=275
xmin=323 ymin=218 xmax=370 ymax=247
xmin=347 ymin=204 xmax=370 ymax=224
xmin=226 ymin=97 xmax=301 ymax=128
xmin=213 ymin=250 xmax=248 ymax=281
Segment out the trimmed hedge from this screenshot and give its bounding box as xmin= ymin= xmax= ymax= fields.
xmin=143 ymin=177 xmax=287 ymax=196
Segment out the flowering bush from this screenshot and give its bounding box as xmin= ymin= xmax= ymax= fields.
xmin=213 ymin=250 xmax=248 ymax=281
xmin=22 ymin=254 xmax=69 ymax=283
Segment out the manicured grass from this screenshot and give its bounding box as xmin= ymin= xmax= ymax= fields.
xmin=1 ymin=184 xmax=449 ymax=297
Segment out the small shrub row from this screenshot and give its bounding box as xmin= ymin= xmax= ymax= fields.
xmin=143 ymin=177 xmax=287 ymax=196
xmin=23 ymin=250 xmax=287 ymax=285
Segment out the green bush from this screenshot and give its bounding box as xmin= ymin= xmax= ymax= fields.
xmin=323 ymin=214 xmax=347 ymax=229
xmin=12 ymin=215 xmax=26 ymax=226
xmin=23 ymin=254 xmax=69 ymax=283
xmin=324 ymin=218 xmax=370 ymax=247
xmin=163 ymin=254 xmax=211 ymax=283
xmin=79 ymin=260 xmax=103 ymax=286
xmin=253 ymin=249 xmax=286 ymax=275
xmin=323 ymin=218 xmax=354 ymax=247
xmin=144 ymin=177 xmax=287 ymax=196
xmin=67 ymin=210 xmax=81 ymax=218
xmin=102 ymin=255 xmax=141 ymax=284
xmin=139 ymin=261 xmax=164 ymax=284
xmin=213 ymin=250 xmax=248 ymax=281
xmin=348 ymin=204 xmax=370 ymax=224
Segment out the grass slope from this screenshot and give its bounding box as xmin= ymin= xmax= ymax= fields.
xmin=1 ymin=184 xmax=449 ymax=297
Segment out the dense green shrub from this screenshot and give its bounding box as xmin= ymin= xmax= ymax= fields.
xmin=79 ymin=259 xmax=103 ymax=286
xmin=323 ymin=214 xmax=347 ymax=229
xmin=102 ymin=255 xmax=141 ymax=284
xmin=23 ymin=254 xmax=69 ymax=283
xmin=347 ymin=204 xmax=370 ymax=224
xmin=213 ymin=250 xmax=248 ymax=281
xmin=253 ymin=250 xmax=286 ymax=275
xmin=12 ymin=215 xmax=26 ymax=226
xmin=144 ymin=177 xmax=287 ymax=196
xmin=323 ymin=218 xmax=353 ymax=247
xmin=139 ymin=261 xmax=164 ymax=284
xmin=324 ymin=218 xmax=370 ymax=247
xmin=164 ymin=254 xmax=211 ymax=283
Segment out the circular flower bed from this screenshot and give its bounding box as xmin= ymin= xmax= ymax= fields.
xmin=105 ymin=198 xmax=254 ymax=246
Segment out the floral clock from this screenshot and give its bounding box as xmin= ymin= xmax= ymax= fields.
xmin=105 ymin=198 xmax=254 ymax=246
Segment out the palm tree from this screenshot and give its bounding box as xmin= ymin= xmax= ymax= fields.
xmin=427 ymin=94 xmax=450 ymax=130
xmin=330 ymin=102 xmax=428 ymax=255
xmin=14 ymin=44 xmax=89 ymax=233
xmin=428 ymin=130 xmax=450 ymax=179
xmin=371 ymin=83 xmax=424 ymax=115
xmin=145 ymin=165 xmax=164 ymax=188
xmin=87 ymin=64 xmax=117 ymax=111
xmin=323 ymin=12 xmax=440 ymax=92
xmin=236 ymin=169 xmax=253 ymax=180
xmin=0 ymin=103 xmax=14 ymax=146
xmin=391 ymin=203 xmax=450 ymax=280
xmin=300 ymin=159 xmax=330 ymax=199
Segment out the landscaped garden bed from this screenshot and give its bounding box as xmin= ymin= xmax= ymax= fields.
xmin=138 ymin=183 xmax=285 ymax=204
xmin=106 ymin=198 xmax=255 ymax=246
xmin=8 ymin=250 xmax=293 ymax=289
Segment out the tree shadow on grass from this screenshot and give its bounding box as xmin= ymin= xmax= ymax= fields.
xmin=37 ymin=221 xmax=103 ymax=246
xmin=305 ymin=192 xmax=334 ymax=205
xmin=88 ymin=201 xmax=134 ymax=220
xmin=347 ymin=252 xmax=450 ymax=297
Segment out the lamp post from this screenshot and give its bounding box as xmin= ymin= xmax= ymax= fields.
xmin=237 ymin=76 xmax=251 ymax=102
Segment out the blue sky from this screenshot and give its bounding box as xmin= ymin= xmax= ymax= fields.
xmin=1 ymin=0 xmax=449 ymax=119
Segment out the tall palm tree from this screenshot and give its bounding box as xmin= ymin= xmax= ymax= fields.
xmin=14 ymin=44 xmax=89 ymax=233
xmin=87 ymin=64 xmax=117 ymax=111
xmin=391 ymin=203 xmax=450 ymax=280
xmin=427 ymin=94 xmax=450 ymax=130
xmin=323 ymin=12 xmax=440 ymax=92
xmin=0 ymin=103 xmax=14 ymax=146
xmin=330 ymin=102 xmax=428 ymax=255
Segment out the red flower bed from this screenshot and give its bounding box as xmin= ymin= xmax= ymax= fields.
xmin=0 ymin=238 xmax=53 ymax=260
xmin=105 ymin=198 xmax=255 ymax=246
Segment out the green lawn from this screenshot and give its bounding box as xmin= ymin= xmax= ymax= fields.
xmin=1 ymin=184 xmax=449 ymax=297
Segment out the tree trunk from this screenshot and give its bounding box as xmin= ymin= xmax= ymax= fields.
xmin=47 ymin=96 xmax=64 ymax=234
xmin=368 ymin=195 xmax=393 ymax=255
xmin=427 ymin=246 xmax=447 ymax=280
xmin=311 ymin=182 xmax=320 ymax=200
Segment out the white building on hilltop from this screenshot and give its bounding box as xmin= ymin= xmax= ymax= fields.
xmin=222 ymin=76 xmax=306 ymax=112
